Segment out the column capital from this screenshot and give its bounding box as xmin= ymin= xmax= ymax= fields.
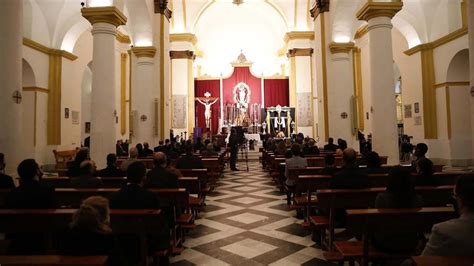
xmin=284 ymin=31 xmax=315 ymax=44
xmin=356 ymin=1 xmax=403 ymax=21
xmin=329 ymin=42 xmax=355 ymax=54
xmin=132 ymin=46 xmax=157 ymax=58
xmin=310 ymin=0 xmax=330 ymax=20
xmin=170 ymin=50 xmax=195 ymax=60
xmin=287 ymin=48 xmax=314 ymax=57
xmin=170 ymin=33 xmax=198 ymax=45
xmin=81 ymin=6 xmax=127 ymax=27
xmin=154 ymin=0 xmax=172 ymax=19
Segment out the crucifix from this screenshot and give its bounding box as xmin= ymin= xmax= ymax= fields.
xmin=12 ymin=90 xmax=22 ymax=104
xmin=196 ymin=91 xmax=219 ymax=130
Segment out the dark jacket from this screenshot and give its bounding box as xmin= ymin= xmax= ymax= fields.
xmin=6 ymin=179 xmax=57 ymax=208
xmin=70 ymin=175 xmax=103 ymax=188
xmin=5 ymin=180 xmax=57 ymax=254
xmin=97 ymin=166 xmax=125 ymax=177
xmin=176 ymin=155 xmax=204 ymax=169
xmin=303 ymin=146 xmax=320 ymax=156
xmin=330 ymin=165 xmax=369 ymax=189
xmin=323 ymin=143 xmax=338 ymax=152
xmin=0 ymin=174 xmax=15 ymax=188
xmin=415 ymin=173 xmax=440 ymax=186
xmin=66 ymin=161 xmax=82 ymax=177
xmin=61 ymin=227 xmax=117 ymax=257
xmin=144 ymin=167 xmax=179 ymax=189
xmin=109 ymin=183 xmax=160 ymax=209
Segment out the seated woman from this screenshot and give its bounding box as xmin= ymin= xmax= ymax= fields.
xmin=61 ymin=196 xmax=118 ymax=264
xmin=415 ymin=157 xmax=439 ymax=186
xmin=373 ymin=166 xmax=423 ymax=253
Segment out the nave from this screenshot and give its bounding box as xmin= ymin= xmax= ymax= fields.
xmin=171 ymin=161 xmax=332 ymax=266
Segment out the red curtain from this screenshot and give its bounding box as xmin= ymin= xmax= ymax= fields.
xmin=195 ymin=80 xmax=220 ymax=134
xmin=223 ymin=67 xmax=262 ymax=107
xmin=264 ymin=79 xmax=289 ymax=107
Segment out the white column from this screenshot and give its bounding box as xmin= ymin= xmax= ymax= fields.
xmin=170 ymin=51 xmax=195 ymax=138
xmin=328 ymin=43 xmax=357 ymax=149
xmin=82 ymin=7 xmax=127 ymax=168
xmin=0 ymin=0 xmax=23 ymax=174
xmin=132 ymin=47 xmax=156 ymax=145
xmin=357 ymin=2 xmax=402 ymax=164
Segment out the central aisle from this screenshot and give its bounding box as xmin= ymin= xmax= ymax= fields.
xmin=170 ymin=162 xmax=332 ymax=265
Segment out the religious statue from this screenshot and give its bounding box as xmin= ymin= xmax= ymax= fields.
xmin=233 ymin=82 xmax=251 ymax=126
xmin=196 ymin=92 xmax=219 ymax=129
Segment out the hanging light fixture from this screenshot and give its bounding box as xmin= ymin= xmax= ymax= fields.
xmin=232 ymin=0 xmax=243 ymax=6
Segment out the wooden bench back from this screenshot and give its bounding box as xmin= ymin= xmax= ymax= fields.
xmin=155 ymin=188 xmax=189 ymax=208
xmin=346 ymin=207 xmax=454 ymax=234
xmin=0 ymin=255 xmax=107 ymax=265
xmin=178 ymin=177 xmax=201 ymax=195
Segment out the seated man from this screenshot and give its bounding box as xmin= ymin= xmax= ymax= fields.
xmin=422 ymin=174 xmax=474 ymax=256
xmin=176 ymin=144 xmax=204 ymax=169
xmin=143 ymin=142 xmax=154 ymax=156
xmin=154 ymin=140 xmax=166 ymax=153
xmin=321 ymin=153 xmax=338 ymax=176
xmin=415 ymin=157 xmax=438 ymax=186
xmin=0 ymin=153 xmax=15 ymax=188
xmin=364 ymin=151 xmax=387 ymax=174
xmin=330 ymin=148 xmax=369 ymax=189
xmin=97 ymin=153 xmax=125 ymax=177
xmin=71 ymin=160 xmax=103 ymax=188
xmin=285 ymin=144 xmax=308 ymax=205
xmin=66 ymin=148 xmax=90 ymax=177
xmin=323 ymin=137 xmax=338 ymax=152
xmin=411 ymin=142 xmax=428 ymax=171
xmin=144 ymin=152 xmax=179 ymax=189
xmin=6 ymin=159 xmax=57 ymax=254
xmin=109 ymin=162 xmax=169 ymax=265
xmin=120 ymin=147 xmax=139 ymax=172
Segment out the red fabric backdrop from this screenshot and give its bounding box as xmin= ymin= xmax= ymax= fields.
xmin=222 ymin=67 xmax=262 ymax=108
xmin=195 ymin=80 xmax=220 ymax=134
xmin=264 ymin=79 xmax=289 ymax=107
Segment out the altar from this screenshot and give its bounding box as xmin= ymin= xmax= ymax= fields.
xmin=194 ymin=52 xmax=290 ymax=135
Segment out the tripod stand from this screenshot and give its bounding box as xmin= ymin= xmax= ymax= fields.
xmin=239 ymin=141 xmax=249 ymax=172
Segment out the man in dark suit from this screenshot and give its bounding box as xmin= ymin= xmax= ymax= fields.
xmin=228 ymin=129 xmax=239 ymax=171
xmin=330 ymin=148 xmax=369 ymax=189
xmin=323 ymin=137 xmax=339 ymax=152
xmin=0 ymin=153 xmax=15 ymax=188
xmin=6 ymin=159 xmax=57 ymax=254
xmin=176 ymin=144 xmax=204 ymax=169
xmin=154 ymin=140 xmax=166 ymax=153
xmin=109 ymin=161 xmax=169 ymax=265
xmin=70 ymin=161 xmax=103 ymax=188
xmin=97 ymin=153 xmax=125 ymax=177
xmin=144 ymin=152 xmax=179 ymax=188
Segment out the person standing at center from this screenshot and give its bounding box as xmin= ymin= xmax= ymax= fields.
xmin=228 ymin=129 xmax=239 ymax=171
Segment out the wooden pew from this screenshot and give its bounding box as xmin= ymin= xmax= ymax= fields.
xmin=412 ymin=256 xmax=474 ymax=266
xmin=313 ymin=186 xmax=454 ymax=251
xmin=202 ymin=157 xmax=221 ymax=185
xmin=179 ymin=169 xmax=211 ymax=198
xmin=0 ymin=255 xmax=107 ymax=265
xmin=116 ymin=158 xmax=154 ymax=169
xmin=0 ymin=209 xmax=162 ymax=263
xmin=178 ymin=177 xmax=204 ymax=215
xmin=339 ymin=207 xmax=455 ymax=266
xmin=41 ymin=177 xmax=127 ymax=188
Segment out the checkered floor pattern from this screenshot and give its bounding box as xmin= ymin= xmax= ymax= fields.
xmin=170 ymin=161 xmax=335 ymax=266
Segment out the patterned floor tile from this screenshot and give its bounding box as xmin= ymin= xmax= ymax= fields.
xmin=171 ymin=161 xmax=331 ymax=265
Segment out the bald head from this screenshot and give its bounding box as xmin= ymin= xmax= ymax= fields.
xmin=343 ymin=148 xmax=357 ymax=165
xmin=129 ymin=147 xmax=138 ymax=158
xmin=153 ymin=152 xmax=167 ymax=167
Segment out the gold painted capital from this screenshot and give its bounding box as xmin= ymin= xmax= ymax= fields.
xmin=356 ymin=1 xmax=403 ymax=21
xmin=81 ymin=6 xmax=127 ymax=27
xmin=132 ymin=46 xmax=157 ymax=58
xmin=310 ymin=0 xmax=330 ymax=19
xmin=170 ymin=50 xmax=195 ymax=60
xmin=170 ymin=33 xmax=198 ymax=45
xmin=116 ymin=30 xmax=131 ymax=43
xmin=287 ymin=48 xmax=314 ymax=57
xmin=329 ymin=42 xmax=355 ymax=54
xmin=284 ymin=31 xmax=315 ymax=44
xmin=154 ymin=0 xmax=172 ymax=19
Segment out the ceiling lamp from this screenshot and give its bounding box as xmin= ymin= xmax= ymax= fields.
xmin=232 ymin=0 xmax=243 ymax=6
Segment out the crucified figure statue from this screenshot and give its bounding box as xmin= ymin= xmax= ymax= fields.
xmin=196 ymin=92 xmax=219 ymax=129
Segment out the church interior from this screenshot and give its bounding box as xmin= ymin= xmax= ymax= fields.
xmin=0 ymin=0 xmax=474 ymax=265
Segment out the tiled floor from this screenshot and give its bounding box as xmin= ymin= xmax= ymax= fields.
xmin=170 ymin=161 xmax=335 ymax=266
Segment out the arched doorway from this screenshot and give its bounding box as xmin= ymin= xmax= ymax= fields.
xmin=444 ymin=49 xmax=472 ymax=166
